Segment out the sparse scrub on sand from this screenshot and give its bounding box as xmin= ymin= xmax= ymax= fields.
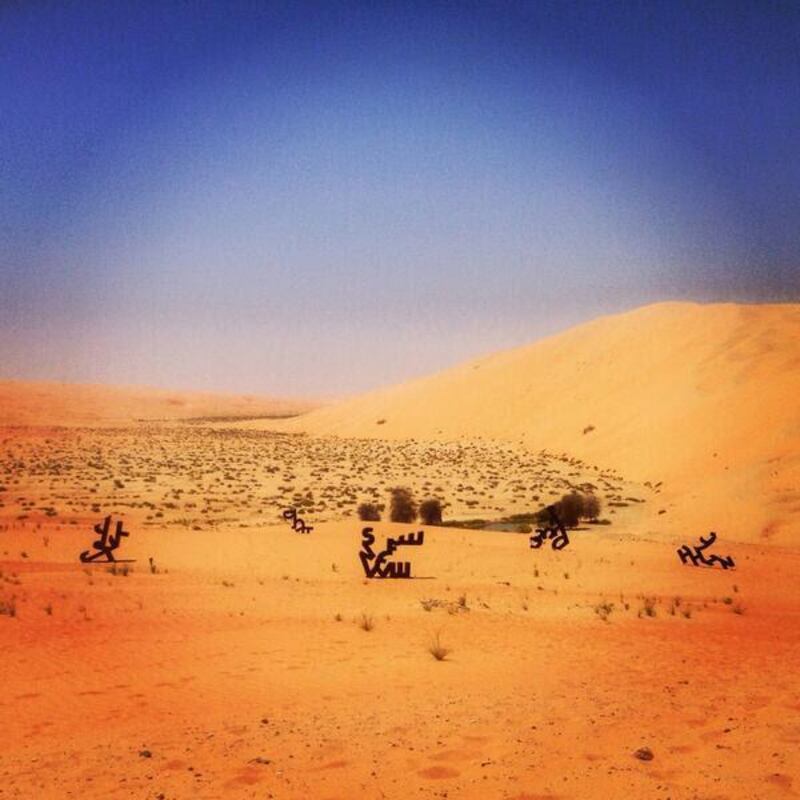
xmin=358 ymin=612 xmax=375 ymax=631
xmin=389 ymin=487 xmax=417 ymax=523
xmin=419 ymin=498 xmax=444 ymax=525
xmin=0 ymin=596 xmax=17 ymax=617
xmin=448 ymin=594 xmax=469 ymax=614
xmin=428 ymin=631 xmax=451 ymax=661
xmin=639 ymin=596 xmax=657 ymax=618
xmin=668 ymin=597 xmax=680 ymax=615
xmin=732 ymin=602 xmax=746 ymax=615
xmin=594 ymin=601 xmax=614 ymax=621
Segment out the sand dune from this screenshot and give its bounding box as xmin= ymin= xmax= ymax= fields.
xmin=246 ymin=302 xmax=799 ymax=544
xmin=0 ymin=380 xmax=319 ymax=427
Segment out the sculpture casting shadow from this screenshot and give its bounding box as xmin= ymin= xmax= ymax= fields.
xmin=359 ymin=527 xmax=425 ymax=578
xmin=677 ymin=531 xmax=735 ymax=569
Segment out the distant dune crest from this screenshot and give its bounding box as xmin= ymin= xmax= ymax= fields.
xmin=0 ymin=381 xmax=318 ymax=427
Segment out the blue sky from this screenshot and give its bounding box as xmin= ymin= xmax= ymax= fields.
xmin=2 ymin=1 xmax=799 ymax=396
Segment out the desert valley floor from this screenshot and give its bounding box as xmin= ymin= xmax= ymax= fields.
xmin=1 ymin=419 xmax=798 ymax=800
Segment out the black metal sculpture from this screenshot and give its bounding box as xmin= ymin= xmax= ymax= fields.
xmin=359 ymin=527 xmax=425 ymax=578
xmin=677 ymin=531 xmax=735 ymax=569
xmin=282 ymin=507 xmax=313 ymax=534
xmin=79 ymin=515 xmax=132 ymax=563
xmin=530 ymin=505 xmax=569 ymax=550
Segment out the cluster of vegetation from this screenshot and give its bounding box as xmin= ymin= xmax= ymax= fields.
xmin=437 ymin=492 xmax=605 ymax=532
xmin=536 ymin=491 xmax=602 ymax=528
xmin=358 ymin=488 xmax=444 ymax=525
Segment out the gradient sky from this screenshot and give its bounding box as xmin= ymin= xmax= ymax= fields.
xmin=2 ymin=1 xmax=799 ymax=397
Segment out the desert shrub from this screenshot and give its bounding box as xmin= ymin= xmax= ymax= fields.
xmin=419 ymin=498 xmax=443 ymax=525
xmin=594 ymin=601 xmax=614 ymax=621
xmin=389 ymin=487 xmax=417 ymax=523
xmin=428 ymin=631 xmax=451 ymax=661
xmin=641 ymin=596 xmax=657 ymax=617
xmin=358 ymin=612 xmax=374 ymax=631
xmin=557 ymin=492 xmax=584 ymax=528
xmin=538 ymin=493 xmax=602 ymax=528
xmin=357 ymin=502 xmax=381 ymax=521
xmin=582 ymin=494 xmax=601 ymax=521
xmin=0 ymin=596 xmax=17 ymax=617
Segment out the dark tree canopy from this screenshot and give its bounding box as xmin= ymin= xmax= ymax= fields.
xmin=389 ymin=487 xmax=417 ymax=523
xmin=419 ymin=498 xmax=443 ymax=525
xmin=357 ymin=502 xmax=381 ymax=522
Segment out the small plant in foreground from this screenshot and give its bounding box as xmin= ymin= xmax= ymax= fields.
xmin=358 ymin=613 xmax=374 ymax=631
xmin=428 ymin=631 xmax=451 ymax=661
xmin=0 ymin=596 xmax=17 ymax=617
xmin=594 ymin=601 xmax=614 ymax=622
xmin=641 ymin=596 xmax=657 ymax=618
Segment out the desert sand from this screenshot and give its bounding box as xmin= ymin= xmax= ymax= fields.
xmin=0 ymin=381 xmax=318 ymax=428
xmin=1 ymin=302 xmax=798 ymax=799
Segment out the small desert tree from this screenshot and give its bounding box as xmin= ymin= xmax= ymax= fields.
xmin=389 ymin=487 xmax=417 ymax=523
xmin=557 ymin=492 xmax=584 ymax=528
xmin=582 ymin=494 xmax=601 ymax=521
xmin=419 ymin=498 xmax=443 ymax=525
xmin=357 ymin=502 xmax=381 ymax=522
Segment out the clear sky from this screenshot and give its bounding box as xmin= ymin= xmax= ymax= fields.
xmin=2 ymin=1 xmax=799 ymax=397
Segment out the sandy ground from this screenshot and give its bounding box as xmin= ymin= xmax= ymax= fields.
xmin=0 ymin=381 xmax=318 ymax=427
xmin=1 ymin=425 xmax=798 ymax=799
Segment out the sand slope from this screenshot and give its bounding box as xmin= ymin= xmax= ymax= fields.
xmin=0 ymin=380 xmax=318 ymax=427
xmin=250 ymin=303 xmax=799 ymax=543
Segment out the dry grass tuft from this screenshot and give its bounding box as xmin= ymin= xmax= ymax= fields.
xmin=428 ymin=630 xmax=451 ymax=661
xmin=358 ymin=612 xmax=374 ymax=631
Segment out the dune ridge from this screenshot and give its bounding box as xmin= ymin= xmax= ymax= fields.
xmin=0 ymin=380 xmax=319 ymax=427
